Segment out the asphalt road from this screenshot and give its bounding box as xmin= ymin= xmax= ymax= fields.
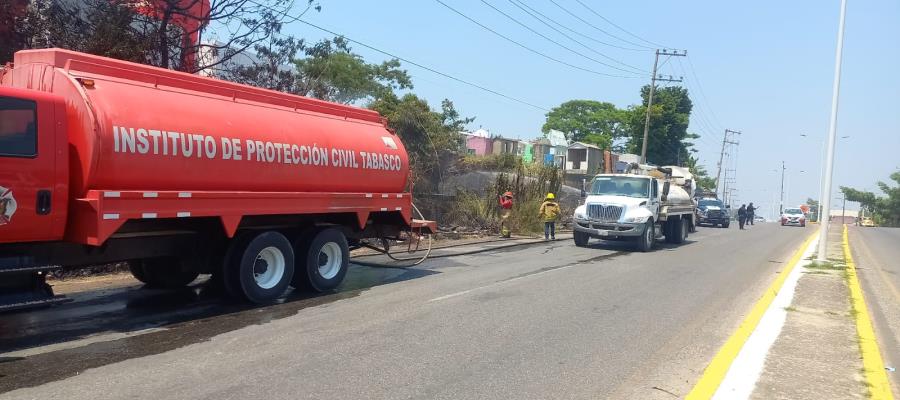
xmin=848 ymin=226 xmax=900 ymax=398
xmin=0 ymin=223 xmax=812 ymax=399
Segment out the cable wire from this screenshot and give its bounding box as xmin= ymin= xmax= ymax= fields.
xmin=546 ymin=0 xmax=653 ymax=49
xmin=291 ymin=19 xmax=551 ymax=111
xmin=683 ymin=57 xmax=725 ymax=130
xmin=433 ymin=0 xmax=642 ymax=78
xmin=510 ymin=0 xmax=647 ymax=52
xmin=571 ymin=0 xmax=670 ymax=49
xmin=480 ymin=0 xmax=646 ymax=74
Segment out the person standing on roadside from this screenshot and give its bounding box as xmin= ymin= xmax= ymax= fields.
xmin=738 ymin=204 xmax=748 ymax=230
xmin=539 ymin=193 xmax=561 ymax=240
xmin=747 ymin=202 xmax=758 ymax=225
xmin=498 ymin=191 xmax=513 ymax=238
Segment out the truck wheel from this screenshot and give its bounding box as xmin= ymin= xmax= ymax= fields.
xmin=723 ymin=222 xmax=730 ymax=228
xmin=636 ymin=221 xmax=655 ymax=252
xmin=664 ymin=219 xmax=677 ymax=244
xmin=673 ymin=218 xmax=688 ymax=244
xmin=137 ymin=257 xmax=200 ymax=288
xmin=573 ymin=231 xmax=590 ymax=247
xmin=296 ymin=228 xmax=349 ymax=292
xmin=129 ymin=262 xmax=150 ymax=284
xmin=225 ymin=231 xmax=295 ymax=303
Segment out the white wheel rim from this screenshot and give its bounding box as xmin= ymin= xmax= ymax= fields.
xmin=318 ymin=242 xmax=342 ymax=280
xmin=253 ymin=246 xmax=286 ymax=289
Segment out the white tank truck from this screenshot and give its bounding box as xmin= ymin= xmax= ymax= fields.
xmin=572 ymin=164 xmax=697 ymax=251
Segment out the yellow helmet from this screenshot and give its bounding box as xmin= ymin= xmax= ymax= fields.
xmin=546 ymin=193 xmax=555 ymax=199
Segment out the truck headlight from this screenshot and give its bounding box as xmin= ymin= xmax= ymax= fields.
xmin=623 ymin=215 xmax=650 ymax=223
xmin=574 ymin=206 xmax=587 ymax=219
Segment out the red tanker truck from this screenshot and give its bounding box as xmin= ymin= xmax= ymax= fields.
xmin=0 ymin=48 xmax=434 ymax=310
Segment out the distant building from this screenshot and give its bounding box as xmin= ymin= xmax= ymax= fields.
xmin=13 ymin=0 xmax=211 ymax=69
xmin=459 ymin=129 xmax=492 ymax=155
xmin=492 ymin=136 xmax=520 ymax=156
xmin=566 ymin=142 xmax=602 ymax=175
xmin=532 ymin=138 xmax=567 ymax=166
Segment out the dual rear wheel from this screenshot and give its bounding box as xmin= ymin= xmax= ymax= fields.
xmin=223 ymin=228 xmax=350 ymax=303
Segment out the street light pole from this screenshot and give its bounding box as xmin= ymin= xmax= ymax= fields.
xmin=818 ymin=0 xmax=848 ymax=261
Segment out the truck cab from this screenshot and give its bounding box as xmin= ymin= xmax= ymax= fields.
xmin=0 ymin=86 xmax=68 ymax=245
xmin=572 ymin=170 xmax=695 ymax=252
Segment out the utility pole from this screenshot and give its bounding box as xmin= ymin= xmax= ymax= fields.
xmin=722 ymin=167 xmax=728 ymax=203
xmin=780 ymin=161 xmax=786 ymax=214
xmin=715 ymin=129 xmax=740 ymax=198
xmin=641 ymin=49 xmax=686 ymax=164
xmin=818 ymin=0 xmax=848 ymax=261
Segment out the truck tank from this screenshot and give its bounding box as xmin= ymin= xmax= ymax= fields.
xmin=2 ymin=49 xmax=409 ymax=197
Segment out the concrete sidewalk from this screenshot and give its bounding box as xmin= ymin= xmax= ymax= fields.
xmin=751 ymin=226 xmax=868 ymax=399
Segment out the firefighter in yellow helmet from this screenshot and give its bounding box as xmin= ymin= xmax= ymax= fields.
xmin=539 ymin=192 xmax=561 ymax=240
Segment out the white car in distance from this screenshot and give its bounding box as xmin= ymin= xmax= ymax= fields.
xmin=780 ymin=208 xmax=806 ymax=227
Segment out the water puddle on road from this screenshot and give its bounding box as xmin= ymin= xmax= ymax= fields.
xmin=0 ymin=265 xmax=438 ymax=393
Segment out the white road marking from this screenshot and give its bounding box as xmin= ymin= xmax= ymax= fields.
xmin=712 ymin=234 xmax=819 ymax=400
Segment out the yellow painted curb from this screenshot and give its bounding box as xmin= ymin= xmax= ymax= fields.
xmin=685 ymin=233 xmax=818 ymax=399
xmin=843 ymin=225 xmax=894 ymax=400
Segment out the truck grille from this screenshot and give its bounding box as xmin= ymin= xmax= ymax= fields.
xmin=587 ymin=204 xmax=623 ymax=222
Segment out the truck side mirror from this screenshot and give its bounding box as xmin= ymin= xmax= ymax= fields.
xmin=661 ymin=181 xmax=670 ymax=202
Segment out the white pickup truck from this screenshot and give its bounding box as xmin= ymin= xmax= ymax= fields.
xmin=572 ymin=167 xmax=696 ymax=251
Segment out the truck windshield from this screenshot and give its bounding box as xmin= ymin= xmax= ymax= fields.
xmin=699 ymin=199 xmax=724 ymax=208
xmin=590 ymin=176 xmax=650 ymax=198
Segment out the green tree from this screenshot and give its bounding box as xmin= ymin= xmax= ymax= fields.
xmin=625 ymin=86 xmax=693 ymax=166
xmin=225 ymin=36 xmax=412 ymax=105
xmin=369 ymin=93 xmax=466 ymax=193
xmin=296 ymin=37 xmax=412 ymax=104
xmin=541 ymin=100 xmax=626 ymax=149
xmin=685 ymin=156 xmax=716 ymax=191
xmin=842 ymin=172 xmax=900 ymax=226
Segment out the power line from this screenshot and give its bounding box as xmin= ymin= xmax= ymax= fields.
xmin=509 ymin=0 xmax=648 ymax=52
xmin=571 ymin=0 xmax=669 ymax=49
xmin=670 ymin=58 xmax=722 ymax=145
xmin=546 ymin=0 xmax=653 ymax=50
xmin=680 ymin=57 xmax=725 ymax=131
xmin=485 ymin=0 xmax=646 ymax=74
xmin=292 ymin=19 xmax=551 ymax=111
xmin=433 ymin=0 xmax=641 ymax=79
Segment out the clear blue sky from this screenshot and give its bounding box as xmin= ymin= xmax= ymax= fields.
xmin=280 ymin=0 xmax=900 ymax=219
